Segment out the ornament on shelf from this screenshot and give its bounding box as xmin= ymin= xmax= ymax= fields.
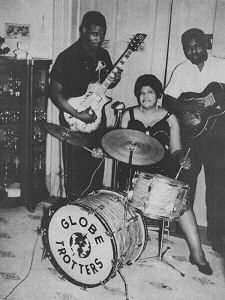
xmin=13 ymin=42 xmax=28 ymax=59
xmin=0 ymin=36 xmax=10 ymax=55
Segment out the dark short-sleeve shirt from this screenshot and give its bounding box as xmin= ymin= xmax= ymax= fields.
xmin=50 ymin=39 xmax=113 ymax=98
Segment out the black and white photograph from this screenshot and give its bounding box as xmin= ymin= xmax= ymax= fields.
xmin=0 ymin=1 xmax=224 ymax=300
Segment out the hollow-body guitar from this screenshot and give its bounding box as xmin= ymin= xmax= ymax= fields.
xmin=177 ymin=82 xmax=225 ymax=138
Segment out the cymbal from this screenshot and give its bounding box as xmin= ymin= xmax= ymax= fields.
xmin=44 ymin=123 xmax=87 ymax=147
xmin=102 ymin=129 xmax=165 ymax=165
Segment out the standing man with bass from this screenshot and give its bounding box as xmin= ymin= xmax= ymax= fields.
xmin=164 ymin=28 xmax=225 ymax=253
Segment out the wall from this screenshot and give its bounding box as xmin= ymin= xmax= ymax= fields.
xmin=0 ymin=0 xmax=53 ymax=59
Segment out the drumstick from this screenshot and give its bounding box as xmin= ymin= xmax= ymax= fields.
xmin=83 ymin=146 xmax=107 ymax=158
xmin=175 ymin=147 xmax=191 ymax=180
xmin=83 ymin=146 xmax=94 ymax=154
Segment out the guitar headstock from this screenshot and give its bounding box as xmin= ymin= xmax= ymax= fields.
xmin=128 ymin=33 xmax=147 ymax=51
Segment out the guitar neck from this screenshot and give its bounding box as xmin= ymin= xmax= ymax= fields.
xmin=97 ymin=48 xmax=133 ymax=94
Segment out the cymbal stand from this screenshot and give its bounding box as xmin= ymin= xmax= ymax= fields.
xmin=127 ymin=141 xmax=137 ymax=192
xmin=123 ymin=141 xmax=137 ymax=229
xmin=111 ymin=105 xmax=124 ymax=190
xmin=61 ymin=130 xmax=73 ymax=202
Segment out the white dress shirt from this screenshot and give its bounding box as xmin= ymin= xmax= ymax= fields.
xmin=164 ymin=54 xmax=225 ymax=98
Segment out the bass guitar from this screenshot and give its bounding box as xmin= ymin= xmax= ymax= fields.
xmin=177 ymin=82 xmax=225 ymax=138
xmin=64 ymin=33 xmax=147 ymax=133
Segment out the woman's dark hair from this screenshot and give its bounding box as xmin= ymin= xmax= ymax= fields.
xmin=134 ymin=74 xmax=163 ymax=99
xmin=80 ymin=11 xmax=107 ymax=32
xmin=181 ymin=28 xmax=205 ymax=47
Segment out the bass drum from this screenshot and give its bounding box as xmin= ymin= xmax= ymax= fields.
xmin=42 ymin=189 xmax=147 ymax=288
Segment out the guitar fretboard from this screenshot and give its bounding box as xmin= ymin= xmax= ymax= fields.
xmin=96 ymin=49 xmax=133 ymax=95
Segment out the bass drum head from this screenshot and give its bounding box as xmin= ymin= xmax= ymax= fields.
xmin=43 ymin=203 xmax=116 ymax=288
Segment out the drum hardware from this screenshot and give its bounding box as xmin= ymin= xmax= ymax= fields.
xmin=112 ymin=227 xmax=122 ymax=234
xmin=127 ymin=215 xmax=138 ymax=224
xmin=123 ymin=212 xmax=130 ymax=231
xmin=101 ymin=191 xmax=125 ymax=202
xmin=48 ymin=208 xmax=55 ymax=217
xmin=127 ymin=141 xmax=137 ymax=192
xmin=111 ymin=100 xmax=125 ymax=190
xmin=87 ymin=204 xmax=105 ymax=215
xmin=105 ymin=229 xmax=116 ymax=238
xmin=117 ymin=269 xmax=129 ymax=300
xmin=103 ymin=260 xmax=130 ymax=300
xmin=111 ymin=255 xmax=132 ymax=300
xmin=105 ymin=226 xmax=123 ymax=237
xmin=136 ymin=242 xmax=144 ymax=248
xmin=100 ymin=267 xmax=129 ymax=300
xmin=41 ymin=246 xmax=47 ymax=262
xmin=80 ymin=285 xmax=88 ymax=291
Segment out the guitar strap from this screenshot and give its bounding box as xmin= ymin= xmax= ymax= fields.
xmin=95 ymin=60 xmax=106 ymax=81
xmin=128 ymin=107 xmax=135 ymax=122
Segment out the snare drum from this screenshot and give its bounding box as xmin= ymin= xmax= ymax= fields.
xmin=42 ymin=189 xmax=147 ymax=288
xmin=130 ymin=172 xmax=190 ymax=220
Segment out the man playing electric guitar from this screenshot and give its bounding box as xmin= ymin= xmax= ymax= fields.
xmin=50 ymin=11 xmax=122 ymax=199
xmin=164 ymin=28 xmax=225 ymax=253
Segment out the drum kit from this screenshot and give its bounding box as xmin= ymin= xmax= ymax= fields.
xmin=41 ymin=123 xmax=189 ymax=299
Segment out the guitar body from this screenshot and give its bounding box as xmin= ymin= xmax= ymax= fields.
xmin=178 ymin=82 xmax=225 ymax=138
xmin=64 ymin=82 xmax=110 ymax=133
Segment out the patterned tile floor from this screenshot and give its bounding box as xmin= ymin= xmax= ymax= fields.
xmin=0 ymin=201 xmax=225 ymax=300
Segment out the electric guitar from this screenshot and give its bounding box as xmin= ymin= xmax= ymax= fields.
xmin=177 ymin=82 xmax=225 ymax=138
xmin=64 ymin=33 xmax=147 ymax=133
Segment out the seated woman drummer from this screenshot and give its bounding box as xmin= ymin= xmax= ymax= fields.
xmin=118 ymin=74 xmax=184 ymax=188
xmin=118 ymin=74 xmax=212 ymax=275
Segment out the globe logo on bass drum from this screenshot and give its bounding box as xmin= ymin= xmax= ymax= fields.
xmin=70 ymin=232 xmax=91 ymax=258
